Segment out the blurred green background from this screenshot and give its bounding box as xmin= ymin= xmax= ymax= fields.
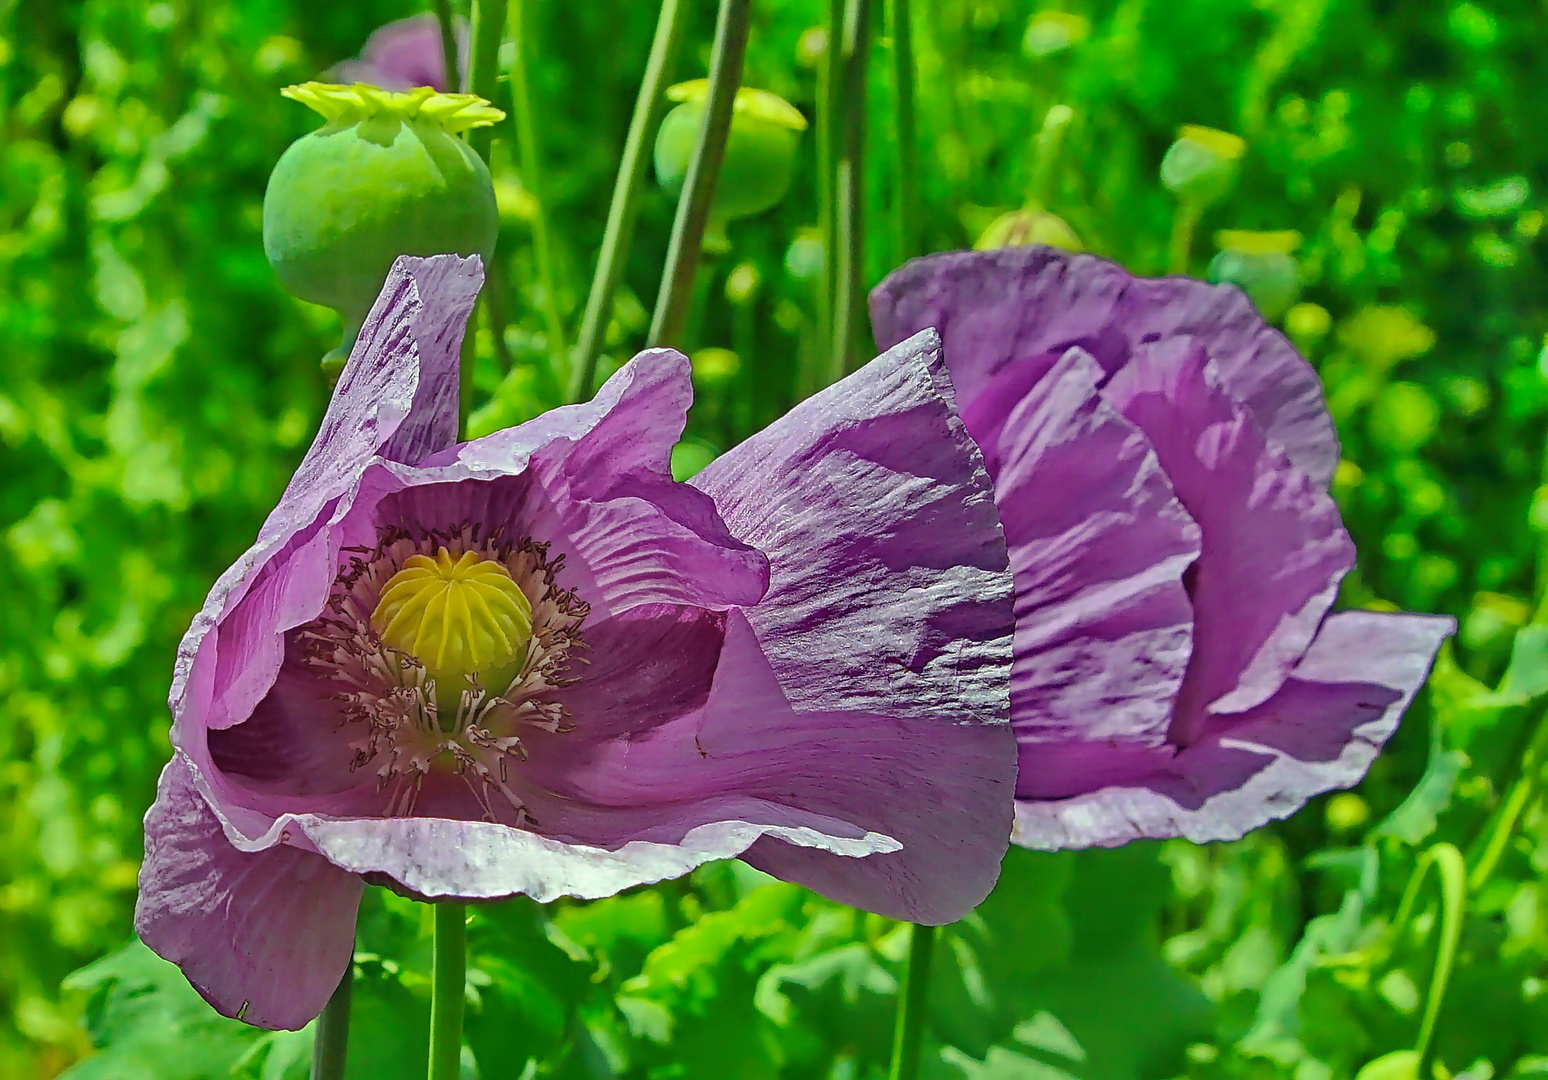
xmin=4 ymin=0 xmax=1548 ymax=1077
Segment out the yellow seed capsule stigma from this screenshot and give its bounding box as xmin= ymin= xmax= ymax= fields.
xmin=371 ymin=549 xmax=533 ymax=684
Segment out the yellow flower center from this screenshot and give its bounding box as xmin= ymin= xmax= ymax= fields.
xmin=371 ymin=548 xmax=533 ymax=687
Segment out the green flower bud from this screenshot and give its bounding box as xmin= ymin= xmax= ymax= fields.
xmin=975 ymin=204 xmax=1083 ymax=253
xmin=1206 ymin=229 xmax=1301 ymax=320
xmin=263 ymin=83 xmax=503 ymax=369
xmin=1160 ymin=124 xmax=1246 ymax=207
xmin=784 ymin=227 xmax=825 ymax=281
xmin=654 ymin=81 xmax=808 ymax=240
xmin=725 ymin=262 xmax=762 ymax=306
xmin=1285 ymin=302 xmax=1332 ymax=346
xmin=1022 ymin=11 xmax=1089 ymax=57
xmin=690 ymin=346 xmax=741 ymax=386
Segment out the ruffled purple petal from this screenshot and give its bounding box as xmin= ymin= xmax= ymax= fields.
xmin=180 ymin=255 xmax=481 ymax=734
xmin=1103 ymin=339 xmax=1354 ymax=727
xmin=868 ymin=247 xmax=1338 ymax=487
xmin=693 ymin=330 xmax=1017 ymax=921
xmin=985 ymin=347 xmax=1201 ymax=799
xmin=331 ymin=13 xmax=467 ymax=93
xmin=1119 ymin=274 xmax=1338 ymax=487
xmin=1013 ymin=610 xmax=1455 ymax=848
xmin=134 ymin=757 xmax=363 ymax=1031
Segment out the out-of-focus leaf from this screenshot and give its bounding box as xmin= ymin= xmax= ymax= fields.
xmin=57 ymin=938 xmax=261 ymax=1080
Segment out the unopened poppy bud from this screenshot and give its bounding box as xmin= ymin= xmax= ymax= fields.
xmin=1160 ymin=125 xmax=1246 ymax=207
xmin=725 ymin=262 xmax=762 ymax=305
xmin=1022 ymin=11 xmax=1089 ymax=57
xmin=654 ymin=81 xmax=808 ymax=246
xmin=1285 ymin=302 xmax=1331 ymax=347
xmin=784 ymin=227 xmax=825 ymax=281
xmin=1206 ymin=229 xmax=1301 ymax=320
xmin=975 ymin=204 xmax=1083 ymax=253
xmin=263 ymin=83 xmax=502 ymax=370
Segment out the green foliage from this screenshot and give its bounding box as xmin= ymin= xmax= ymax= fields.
xmin=6 ymin=0 xmax=1548 ymax=1078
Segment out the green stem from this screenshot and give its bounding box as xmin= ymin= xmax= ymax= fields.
xmin=887 ymin=0 xmax=919 ymax=265
xmin=311 ymin=964 xmax=353 ymax=1080
xmin=829 ymin=0 xmax=874 ymax=381
xmin=804 ymin=0 xmax=842 ymax=399
xmin=569 ymin=0 xmax=689 ymax=401
xmin=1465 ymin=699 xmax=1548 ymax=889
xmin=1413 ymin=844 xmax=1466 ymax=1076
xmin=887 ymin=923 xmax=935 ymax=1080
xmin=464 ymin=0 xmax=506 ymax=154
xmin=506 ymin=0 xmax=569 ymax=363
xmin=430 ymin=0 xmax=459 ymax=93
xmin=1167 ymin=199 xmax=1201 ymax=275
xmin=427 ymin=902 xmax=467 ymax=1080
xmin=646 ymin=0 xmax=753 ymax=349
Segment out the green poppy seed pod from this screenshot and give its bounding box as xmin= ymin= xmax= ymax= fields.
xmin=263 ymin=83 xmax=503 ymax=370
xmin=1206 ymin=229 xmax=1301 ymax=320
xmin=654 ymin=81 xmax=808 ymax=239
xmin=1159 ymin=124 xmax=1246 ymax=208
xmin=975 ymin=204 xmax=1083 ymax=253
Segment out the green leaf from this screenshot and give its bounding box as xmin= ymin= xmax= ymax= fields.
xmin=58 ymin=938 xmax=262 ymax=1080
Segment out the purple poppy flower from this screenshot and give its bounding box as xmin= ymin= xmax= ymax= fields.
xmin=136 ymin=254 xmax=1015 ymax=1030
xmin=331 ymin=13 xmax=467 ymax=93
xmin=870 ymin=246 xmax=1454 ymax=850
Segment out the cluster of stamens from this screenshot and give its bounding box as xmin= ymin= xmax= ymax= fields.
xmin=297 ymin=521 xmax=588 ymax=825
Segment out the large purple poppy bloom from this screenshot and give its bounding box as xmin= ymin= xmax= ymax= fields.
xmin=871 ymin=247 xmax=1454 ymax=850
xmin=137 ymin=255 xmax=1015 ymax=1029
xmin=331 ymin=13 xmax=467 ymax=93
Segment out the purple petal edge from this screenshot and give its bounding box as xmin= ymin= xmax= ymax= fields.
xmin=1012 ymin=610 xmax=1456 ymax=849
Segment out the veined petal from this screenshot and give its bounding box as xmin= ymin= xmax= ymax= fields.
xmin=983 ymin=347 xmax=1201 ymax=799
xmin=185 ymin=254 xmax=482 ymax=734
xmin=1013 ymin=611 xmax=1455 ymax=848
xmin=1102 ymin=339 xmax=1354 ymax=728
xmin=134 ymin=756 xmax=363 ymax=1031
xmin=868 ymin=247 xmax=1338 ymax=487
xmin=693 ymin=330 xmax=1017 ymax=920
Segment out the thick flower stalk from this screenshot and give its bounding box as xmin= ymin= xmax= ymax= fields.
xmin=871 ymin=246 xmax=1454 ymax=849
xmin=136 ymin=254 xmax=1016 ymax=1029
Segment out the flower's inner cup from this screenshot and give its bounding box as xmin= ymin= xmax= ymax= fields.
xmin=297 ymin=522 xmax=589 ymax=823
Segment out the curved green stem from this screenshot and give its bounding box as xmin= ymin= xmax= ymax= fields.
xmin=427 ymin=902 xmax=467 ymax=1080
xmin=829 ymin=0 xmax=874 ymax=380
xmin=888 ymin=923 xmax=935 ymax=1080
xmin=430 ymin=0 xmax=459 ymax=93
xmin=311 ymin=964 xmax=353 ymax=1080
xmin=886 ymin=0 xmax=919 ymax=266
xmin=569 ymin=0 xmax=689 ymax=401
xmin=1167 ymin=199 xmax=1201 ymax=276
xmin=1417 ymin=844 xmax=1465 ymax=1074
xmin=647 ymin=0 xmax=753 ymax=349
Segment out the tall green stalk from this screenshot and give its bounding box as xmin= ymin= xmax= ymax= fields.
xmin=464 ymin=0 xmax=506 ymax=155
xmin=829 ymin=0 xmax=873 ymax=381
xmin=646 ymin=0 xmax=753 ymax=349
xmin=886 ymin=0 xmax=918 ymax=265
xmin=507 ymin=0 xmax=569 ymax=364
xmin=427 ymin=902 xmax=467 ymax=1080
xmin=1168 ymin=200 xmax=1201 ymax=276
xmin=430 ymin=0 xmax=459 ymax=92
xmin=311 ymin=965 xmax=353 ymax=1080
xmin=887 ymin=923 xmax=936 ymax=1080
xmin=569 ymin=0 xmax=689 ymax=401
xmin=807 ymin=0 xmax=841 ymax=397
